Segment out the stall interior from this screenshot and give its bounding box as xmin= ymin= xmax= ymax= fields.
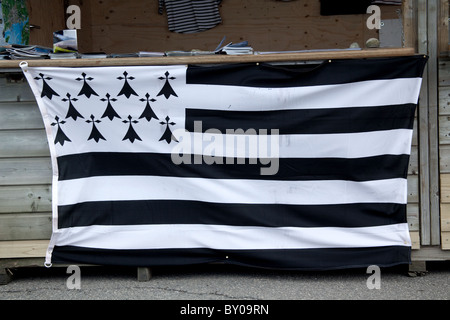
xmin=26 ymin=0 xmax=404 ymax=55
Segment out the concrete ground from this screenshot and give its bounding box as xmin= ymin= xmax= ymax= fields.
xmin=0 ymin=261 xmax=448 ymax=301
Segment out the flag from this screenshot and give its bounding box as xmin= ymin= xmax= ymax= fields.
xmin=21 ymin=55 xmax=427 ymax=270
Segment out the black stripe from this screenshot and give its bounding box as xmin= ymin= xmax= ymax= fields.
xmin=186 ymin=56 xmax=428 ymax=88
xmin=185 ymin=104 xmax=416 ymax=134
xmin=58 ymin=200 xmax=406 ymax=229
xmin=57 ymin=152 xmax=410 ymax=181
xmin=51 ymin=246 xmax=411 ymax=270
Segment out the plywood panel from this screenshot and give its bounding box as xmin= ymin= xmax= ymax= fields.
xmin=25 ymin=0 xmax=404 ymax=54
xmin=84 ymin=0 xmax=397 ymax=53
xmin=27 ymin=0 xmax=65 ymax=48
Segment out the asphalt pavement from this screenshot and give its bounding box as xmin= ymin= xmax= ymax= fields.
xmin=0 ymin=261 xmax=448 ymax=301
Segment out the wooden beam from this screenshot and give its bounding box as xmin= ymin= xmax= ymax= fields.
xmin=417 ymin=0 xmax=431 ymax=246
xmin=411 ymin=245 xmax=450 ymax=260
xmin=427 ymin=0 xmax=441 ymax=246
xmin=438 ymin=0 xmax=449 ymax=56
xmin=0 ymin=48 xmax=416 ymax=69
xmin=402 ymin=0 xmax=417 ymax=50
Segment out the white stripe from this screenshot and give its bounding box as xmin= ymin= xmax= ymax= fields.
xmin=57 ymin=176 xmax=407 ymax=206
xmin=173 ymin=129 xmax=413 ymax=159
xmin=53 ymin=223 xmax=411 ymax=250
xmin=276 ymin=129 xmax=413 ymax=158
xmin=181 ymin=78 xmax=423 ymax=111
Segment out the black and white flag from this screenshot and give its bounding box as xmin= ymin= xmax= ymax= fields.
xmin=21 ymin=56 xmax=427 ymax=270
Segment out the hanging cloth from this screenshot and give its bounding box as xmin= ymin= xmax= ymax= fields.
xmin=158 ymin=0 xmax=223 ymax=34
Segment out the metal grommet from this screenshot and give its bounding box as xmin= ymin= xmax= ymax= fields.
xmin=19 ymin=61 xmax=29 ymax=71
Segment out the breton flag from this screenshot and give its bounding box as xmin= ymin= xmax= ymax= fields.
xmin=21 ymin=55 xmax=427 ymax=270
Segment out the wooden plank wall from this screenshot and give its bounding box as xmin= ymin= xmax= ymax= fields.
xmin=438 ymin=0 xmax=450 ymax=250
xmin=0 ymin=71 xmax=51 ymax=258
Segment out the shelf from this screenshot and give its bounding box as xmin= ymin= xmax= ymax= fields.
xmin=0 ymin=48 xmax=415 ymax=68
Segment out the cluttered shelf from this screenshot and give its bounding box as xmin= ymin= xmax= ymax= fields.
xmin=0 ymin=47 xmax=415 ymax=68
